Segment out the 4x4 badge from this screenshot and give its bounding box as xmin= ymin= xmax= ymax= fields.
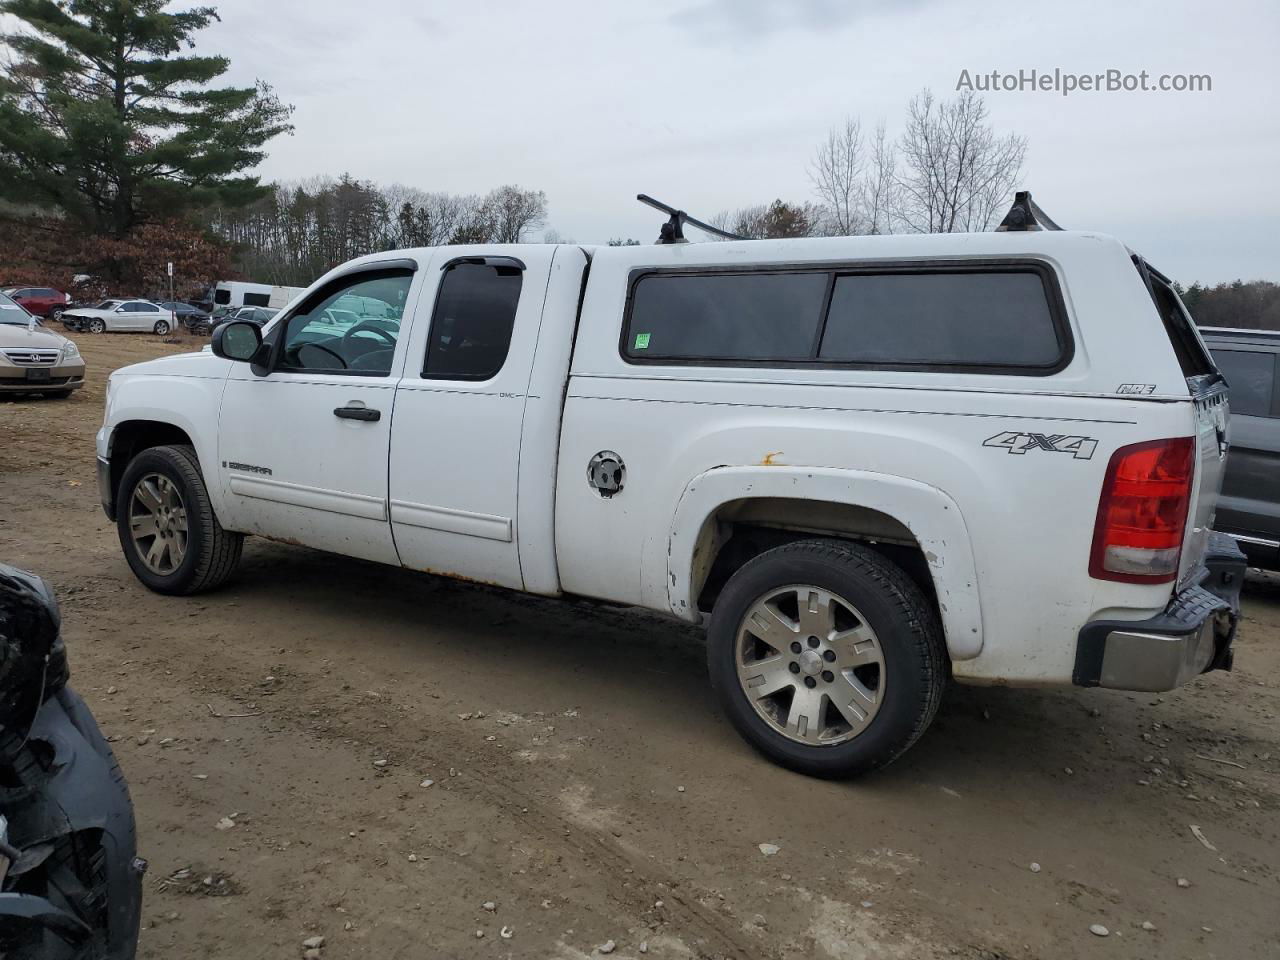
xmin=983 ymin=432 xmax=1098 ymax=460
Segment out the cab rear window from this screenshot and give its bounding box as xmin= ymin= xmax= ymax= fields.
xmin=622 ymin=262 xmax=1069 ymax=373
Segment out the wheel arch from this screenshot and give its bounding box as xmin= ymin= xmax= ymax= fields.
xmin=665 ymin=466 xmax=983 ymax=660
xmin=103 ymin=419 xmax=198 ymax=520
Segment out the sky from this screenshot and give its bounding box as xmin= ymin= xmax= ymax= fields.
xmin=169 ymin=0 xmax=1280 ymax=283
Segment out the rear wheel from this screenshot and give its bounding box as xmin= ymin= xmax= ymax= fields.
xmin=116 ymin=444 xmax=243 ymax=595
xmin=153 ymin=319 xmax=171 ymax=335
xmin=707 ymin=539 xmax=946 ymax=778
xmin=87 ymin=318 xmax=105 ymax=334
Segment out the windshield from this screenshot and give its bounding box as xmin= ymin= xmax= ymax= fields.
xmin=0 ymin=292 xmax=34 ymax=324
xmin=97 ymin=300 xmax=120 ymax=310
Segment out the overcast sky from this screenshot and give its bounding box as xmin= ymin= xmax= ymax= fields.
xmin=202 ymin=0 xmax=1279 ymax=284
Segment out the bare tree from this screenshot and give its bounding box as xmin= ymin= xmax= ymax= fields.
xmin=864 ymin=121 xmax=900 ymax=235
xmin=712 ymin=200 xmax=822 ymax=239
xmin=895 ymin=89 xmax=1026 ymax=233
xmin=483 ymin=185 xmax=547 ymax=243
xmin=809 ymin=117 xmax=865 ymax=236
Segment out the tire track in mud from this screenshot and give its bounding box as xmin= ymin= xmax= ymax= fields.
xmin=181 ymin=640 xmax=773 ymax=960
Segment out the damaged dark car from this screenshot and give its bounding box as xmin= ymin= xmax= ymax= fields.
xmin=0 ymin=564 xmax=143 ymax=958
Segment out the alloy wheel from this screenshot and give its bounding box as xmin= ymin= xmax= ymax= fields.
xmin=128 ymin=473 xmax=188 ymax=575
xmin=735 ymin=584 xmax=885 ymax=746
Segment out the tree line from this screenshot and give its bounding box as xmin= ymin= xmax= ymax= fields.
xmin=206 ymin=179 xmax=547 ymax=286
xmin=1180 ymin=280 xmax=1280 ymax=331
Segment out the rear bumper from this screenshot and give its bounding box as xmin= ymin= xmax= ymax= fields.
xmin=1073 ymin=531 xmax=1246 ymax=692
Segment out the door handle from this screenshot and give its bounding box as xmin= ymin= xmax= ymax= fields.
xmin=333 ymin=405 xmax=381 ymax=422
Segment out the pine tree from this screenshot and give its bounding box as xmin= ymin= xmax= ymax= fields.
xmin=0 ymin=0 xmax=292 ymax=237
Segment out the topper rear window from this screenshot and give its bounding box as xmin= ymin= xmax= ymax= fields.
xmin=621 ymin=261 xmax=1070 ymax=374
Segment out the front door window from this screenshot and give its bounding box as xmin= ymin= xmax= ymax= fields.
xmin=277 ymin=270 xmax=412 ymax=376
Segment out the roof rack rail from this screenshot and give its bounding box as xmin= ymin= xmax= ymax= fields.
xmin=995 ymin=191 xmax=1063 ymax=232
xmin=637 ymin=194 xmax=746 ymax=244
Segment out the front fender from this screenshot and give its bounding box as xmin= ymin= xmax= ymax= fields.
xmin=98 ymin=372 xmax=229 ymax=516
xmin=662 ymin=466 xmax=983 ymax=660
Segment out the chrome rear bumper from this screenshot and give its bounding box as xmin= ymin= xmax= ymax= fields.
xmin=1074 ymin=532 xmax=1245 ymax=692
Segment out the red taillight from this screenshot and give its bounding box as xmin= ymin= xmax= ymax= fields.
xmin=1089 ymin=437 xmax=1195 ymax=584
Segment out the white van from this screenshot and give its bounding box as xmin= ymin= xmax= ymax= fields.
xmin=213 ymin=281 xmax=305 ymax=313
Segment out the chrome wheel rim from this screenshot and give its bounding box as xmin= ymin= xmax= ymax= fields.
xmin=129 ymin=472 xmax=188 ymax=575
xmin=736 ymin=584 xmax=885 ymax=746
xmin=88 ymin=319 xmax=104 ymax=333
xmin=155 ymin=320 xmax=169 ymax=335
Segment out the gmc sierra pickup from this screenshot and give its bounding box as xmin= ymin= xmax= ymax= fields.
xmin=95 ymin=215 xmax=1245 ymax=776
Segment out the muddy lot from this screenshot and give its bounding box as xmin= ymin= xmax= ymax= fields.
xmin=2 ymin=333 xmax=1278 ymax=959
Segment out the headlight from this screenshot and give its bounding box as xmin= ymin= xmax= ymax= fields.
xmin=61 ymin=340 xmax=79 ymax=360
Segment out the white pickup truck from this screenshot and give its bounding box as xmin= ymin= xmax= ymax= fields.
xmin=97 ymin=205 xmax=1245 ymax=776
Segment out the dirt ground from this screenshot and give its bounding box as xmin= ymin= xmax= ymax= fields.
xmin=2 ymin=332 xmax=1278 ymax=960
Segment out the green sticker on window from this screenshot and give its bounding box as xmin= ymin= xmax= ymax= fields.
xmin=634 ymin=332 xmax=651 ymax=350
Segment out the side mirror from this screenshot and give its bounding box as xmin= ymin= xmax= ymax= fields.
xmin=212 ymin=320 xmax=263 ymax=363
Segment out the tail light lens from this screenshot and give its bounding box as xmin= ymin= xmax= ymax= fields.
xmin=1090 ymin=437 xmax=1195 ymax=584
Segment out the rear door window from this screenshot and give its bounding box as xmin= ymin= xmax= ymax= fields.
xmin=1210 ymin=348 xmax=1277 ymax=417
xmin=423 ymin=261 xmax=524 ymax=380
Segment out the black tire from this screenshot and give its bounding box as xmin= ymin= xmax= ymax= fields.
xmin=116 ymin=444 xmax=243 ymax=595
xmin=153 ymin=319 xmax=171 ymax=335
xmin=707 ymin=539 xmax=946 ymax=778
xmin=87 ymin=319 xmax=105 ymax=334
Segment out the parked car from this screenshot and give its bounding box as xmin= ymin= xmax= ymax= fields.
xmin=208 ymin=306 xmax=278 ymax=335
xmin=61 ymin=299 xmax=176 ymax=335
xmin=1198 ymin=326 xmax=1280 ymax=569
xmin=95 ymin=201 xmax=1245 ymax=777
xmin=0 ymin=563 xmax=144 ymax=957
xmin=149 ymin=300 xmax=212 ymax=334
xmin=1 ymin=286 xmax=71 ymax=320
xmin=0 ymin=293 xmax=85 ymax=397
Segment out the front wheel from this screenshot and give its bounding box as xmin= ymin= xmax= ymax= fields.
xmin=153 ymin=319 xmax=171 ymax=335
xmin=51 ymin=307 xmax=63 ymax=320
xmin=707 ymin=539 xmax=946 ymax=778
xmin=87 ymin=318 xmax=105 ymax=334
xmin=116 ymin=444 xmax=243 ymax=595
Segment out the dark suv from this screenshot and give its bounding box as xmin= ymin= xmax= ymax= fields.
xmin=1200 ymin=327 xmax=1280 ymax=569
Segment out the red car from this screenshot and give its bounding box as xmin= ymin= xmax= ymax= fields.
xmin=2 ymin=286 xmax=71 ymax=319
